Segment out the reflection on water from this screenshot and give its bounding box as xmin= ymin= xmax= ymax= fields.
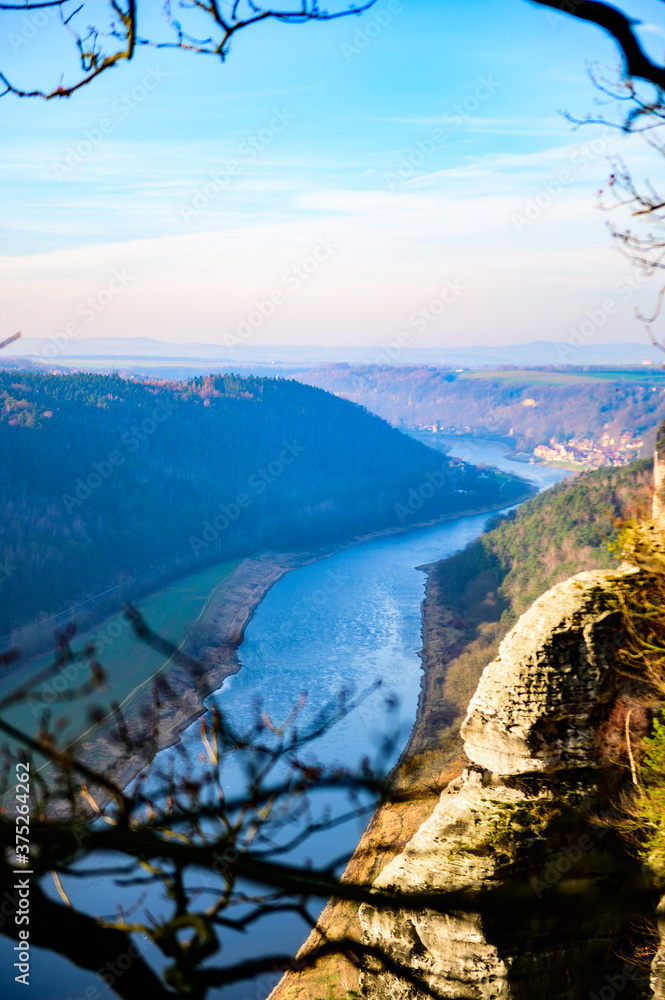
xmin=4 ymin=438 xmax=569 ymax=1000
xmin=226 ymin=436 xmax=568 ymax=768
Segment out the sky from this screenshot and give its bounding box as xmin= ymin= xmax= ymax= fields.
xmin=3 ymin=0 xmax=665 ymax=352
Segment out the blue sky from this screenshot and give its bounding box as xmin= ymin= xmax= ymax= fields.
xmin=3 ymin=0 xmax=665 ymax=352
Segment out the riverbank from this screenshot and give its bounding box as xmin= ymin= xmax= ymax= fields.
xmin=0 ymin=439 xmax=550 ymax=1000
xmin=268 ymin=455 xmax=652 ymax=1000
xmin=267 ymin=557 xmax=474 ymax=1000
xmin=411 ymin=428 xmax=628 ymax=474
xmin=65 ymin=487 xmax=534 ymax=799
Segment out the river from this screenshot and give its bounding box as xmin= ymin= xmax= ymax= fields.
xmin=219 ymin=438 xmax=565 ymax=769
xmin=3 ymin=440 xmax=567 ymax=1000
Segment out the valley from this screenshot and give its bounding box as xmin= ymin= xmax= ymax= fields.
xmin=0 ymin=371 xmax=527 ymax=650
xmin=271 ymin=449 xmax=655 ymax=1000
xmin=291 ymin=364 xmax=665 ymax=464
xmin=0 ymin=439 xmax=563 ymax=1000
xmin=7 ymin=2 xmax=665 ymax=995
xmin=2 ymin=369 xmax=662 ymax=1000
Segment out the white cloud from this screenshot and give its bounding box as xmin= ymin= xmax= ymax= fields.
xmin=638 ymin=22 xmax=665 ymax=41
xmin=2 ymin=177 xmax=656 ymax=349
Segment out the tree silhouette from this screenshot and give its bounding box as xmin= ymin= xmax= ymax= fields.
xmin=531 ymin=0 xmax=665 ymax=90
xmin=1 ymin=604 xmax=655 ymax=999
xmin=0 ymin=0 xmax=379 ymax=99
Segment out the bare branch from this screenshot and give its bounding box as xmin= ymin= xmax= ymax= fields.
xmin=530 ymin=0 xmax=665 ymax=89
xmin=0 ymin=331 xmax=21 ymax=351
xmin=0 ymin=0 xmax=379 ymax=98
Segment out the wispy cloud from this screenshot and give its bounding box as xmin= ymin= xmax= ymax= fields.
xmin=1 ymin=179 xmax=655 ymax=349
xmin=358 ymin=115 xmax=568 ymax=137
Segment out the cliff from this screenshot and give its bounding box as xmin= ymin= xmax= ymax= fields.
xmin=270 ymin=460 xmax=656 ymax=1000
xmin=360 ymin=569 xmax=648 ymax=998
xmin=653 ymin=422 xmax=665 ymax=526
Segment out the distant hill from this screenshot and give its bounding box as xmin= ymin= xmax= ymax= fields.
xmin=0 ymin=371 xmax=528 ymax=639
xmin=290 ymin=364 xmax=665 ymax=453
xmin=0 ymin=356 xmax=58 ymax=373
xmin=8 ymin=337 xmax=665 ymax=368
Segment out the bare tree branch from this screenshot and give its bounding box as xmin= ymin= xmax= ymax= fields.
xmin=0 ymin=331 xmax=21 ymax=351
xmin=0 ymin=614 xmax=650 ymax=999
xmin=0 ymin=0 xmax=379 ymax=98
xmin=529 ymin=0 xmax=665 ymax=89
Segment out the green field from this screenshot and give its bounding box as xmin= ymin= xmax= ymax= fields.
xmin=584 ymin=369 xmax=665 ymax=381
xmin=459 ymin=368 xmax=665 ymax=386
xmin=0 ymin=558 xmax=237 ymax=766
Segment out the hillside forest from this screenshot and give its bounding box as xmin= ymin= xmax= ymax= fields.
xmin=292 ymin=366 xmax=665 ymax=453
xmin=417 ymin=457 xmax=655 ymax=764
xmin=0 ymin=371 xmax=528 ymax=642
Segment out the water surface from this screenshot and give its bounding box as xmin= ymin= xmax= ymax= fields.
xmin=5 ymin=439 xmax=567 ymax=1000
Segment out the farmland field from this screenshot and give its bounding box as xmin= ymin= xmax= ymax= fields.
xmin=458 ymin=368 xmax=665 ymax=385
xmin=0 ymin=558 xmax=237 ymax=752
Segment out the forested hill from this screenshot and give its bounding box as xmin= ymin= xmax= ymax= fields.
xmin=291 ymin=365 xmax=665 ymax=452
xmin=418 ymin=458 xmax=654 ymax=758
xmin=0 ymin=371 xmax=527 ymax=639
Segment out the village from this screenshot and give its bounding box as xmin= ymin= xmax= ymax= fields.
xmin=532 ymin=431 xmax=644 ymax=468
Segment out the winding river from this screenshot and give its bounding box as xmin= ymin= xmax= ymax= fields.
xmin=225 ymin=439 xmax=565 ymax=768
xmin=6 ymin=440 xmax=567 ymax=1000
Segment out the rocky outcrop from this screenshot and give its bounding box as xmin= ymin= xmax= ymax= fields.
xmin=461 ymin=571 xmax=632 ymax=775
xmin=360 ymin=569 xmax=647 ymax=999
xmin=652 ymin=898 xmax=665 ymax=1000
xmin=653 ymin=422 xmax=665 ymax=527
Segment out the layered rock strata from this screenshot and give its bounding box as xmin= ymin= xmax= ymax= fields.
xmin=360 ymin=569 xmax=646 ymax=999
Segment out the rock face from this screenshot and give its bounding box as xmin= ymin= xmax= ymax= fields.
xmin=652 ymin=898 xmax=665 ymax=1000
xmin=461 ymin=571 xmax=629 ymax=775
xmin=360 ymin=569 xmax=645 ymax=1000
xmin=653 ymin=422 xmax=665 ymax=528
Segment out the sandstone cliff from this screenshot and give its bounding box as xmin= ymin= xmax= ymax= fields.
xmin=360 ymin=569 xmax=649 ymax=999
xmin=270 ymin=460 xmax=660 ymax=1000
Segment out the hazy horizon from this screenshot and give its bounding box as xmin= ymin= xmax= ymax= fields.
xmin=4 ymin=0 xmax=665 ymax=351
